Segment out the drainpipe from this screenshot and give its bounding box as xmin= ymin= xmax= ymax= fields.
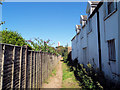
xmin=118 ymin=1 xmax=120 ymax=81
xmin=97 ymin=11 xmax=102 ymax=71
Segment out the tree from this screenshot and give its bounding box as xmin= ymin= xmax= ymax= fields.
xmin=0 ymin=29 xmax=27 ymax=46
xmin=26 ymin=38 xmax=58 ymax=55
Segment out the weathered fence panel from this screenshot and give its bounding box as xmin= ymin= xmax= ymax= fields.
xmin=13 ymin=47 xmax=21 ymax=88
xmin=0 ymin=43 xmax=61 ymax=89
xmin=3 ymin=45 xmax=13 ymax=89
xmin=20 ymin=48 xmax=26 ymax=88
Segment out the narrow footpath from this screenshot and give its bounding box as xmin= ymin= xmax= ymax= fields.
xmin=42 ymin=61 xmax=63 ymax=88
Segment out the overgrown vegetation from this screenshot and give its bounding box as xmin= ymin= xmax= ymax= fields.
xmin=26 ymin=38 xmax=59 ymax=55
xmin=0 ymin=29 xmax=59 ymax=55
xmin=62 ymin=52 xmax=105 ymax=89
xmin=56 ymin=45 xmax=68 ymax=57
xmin=62 ymin=62 xmax=81 ymax=88
xmin=0 ymin=29 xmax=27 ymax=46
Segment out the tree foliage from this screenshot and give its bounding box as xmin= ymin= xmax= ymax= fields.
xmin=56 ymin=45 xmax=68 ymax=58
xmin=0 ymin=29 xmax=27 ymax=46
xmin=26 ymin=38 xmax=58 ymax=55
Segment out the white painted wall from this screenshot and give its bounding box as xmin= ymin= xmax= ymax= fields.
xmin=71 ymin=1 xmax=120 ymax=83
xmin=0 ymin=4 xmax=2 ymax=31
xmin=99 ymin=3 xmax=119 ymax=81
xmin=72 ymin=36 xmax=77 ymax=60
xmin=87 ymin=13 xmax=99 ymax=68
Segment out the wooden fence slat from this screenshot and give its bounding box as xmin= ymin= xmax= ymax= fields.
xmin=40 ymin=53 xmax=43 ymax=87
xmin=11 ymin=46 xmax=15 ymax=88
xmin=0 ymin=45 xmax=5 ymax=90
xmin=24 ymin=47 xmax=27 ymax=88
xmin=30 ymin=51 xmax=32 ymax=88
xmin=32 ymin=52 xmax=35 ymax=88
xmin=36 ymin=53 xmax=38 ymax=88
xmin=19 ymin=47 xmax=22 ymax=88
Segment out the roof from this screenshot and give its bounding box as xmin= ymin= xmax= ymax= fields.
xmin=71 ymin=35 xmax=76 ymax=41
xmin=81 ymin=15 xmax=87 ymax=21
xmin=80 ymin=15 xmax=87 ymax=24
xmin=89 ymin=1 xmax=103 ymax=19
xmin=76 ymin=25 xmax=81 ymax=30
xmin=83 ymin=15 xmax=87 ymax=21
xmin=86 ymin=1 xmax=100 ymax=14
xmin=90 ymin=1 xmax=100 ymax=5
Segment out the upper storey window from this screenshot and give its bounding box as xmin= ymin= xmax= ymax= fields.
xmin=108 ymin=2 xmax=114 ymax=14
xmin=106 ymin=0 xmax=117 ymax=16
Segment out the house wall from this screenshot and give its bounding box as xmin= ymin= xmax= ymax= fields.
xmin=87 ymin=13 xmax=99 ymax=68
xmin=71 ymin=1 xmax=120 ymax=82
xmin=118 ymin=1 xmax=120 ymax=82
xmin=77 ymin=33 xmax=81 ymax=63
xmin=79 ymin=26 xmax=88 ymax=64
xmin=0 ymin=4 xmax=2 ymax=30
xmin=72 ymin=37 xmax=77 ymax=60
xmin=99 ymin=3 xmax=119 ymax=81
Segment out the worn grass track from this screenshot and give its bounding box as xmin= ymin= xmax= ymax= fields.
xmin=62 ymin=62 xmax=81 ymax=88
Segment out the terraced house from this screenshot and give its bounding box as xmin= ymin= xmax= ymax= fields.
xmin=71 ymin=1 xmax=120 ymax=83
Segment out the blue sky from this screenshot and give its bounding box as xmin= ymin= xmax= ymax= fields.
xmin=2 ymin=2 xmax=87 ymax=47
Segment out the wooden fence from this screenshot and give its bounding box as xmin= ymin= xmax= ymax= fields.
xmin=0 ymin=43 xmax=61 ymax=89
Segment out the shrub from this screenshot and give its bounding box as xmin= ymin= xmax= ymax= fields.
xmin=0 ymin=29 xmax=27 ymax=46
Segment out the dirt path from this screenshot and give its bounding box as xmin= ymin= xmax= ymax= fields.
xmin=42 ymin=61 xmax=63 ymax=88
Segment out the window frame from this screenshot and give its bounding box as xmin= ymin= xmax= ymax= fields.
xmin=107 ymin=39 xmax=116 ymax=62
xmin=104 ymin=0 xmax=117 ymax=20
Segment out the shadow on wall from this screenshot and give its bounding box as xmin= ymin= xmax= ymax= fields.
xmin=62 ymin=51 xmax=120 ymax=89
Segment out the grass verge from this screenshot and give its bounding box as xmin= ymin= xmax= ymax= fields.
xmin=44 ymin=67 xmax=57 ymax=84
xmin=50 ymin=68 xmax=57 ymax=77
xmin=62 ymin=62 xmax=81 ymax=88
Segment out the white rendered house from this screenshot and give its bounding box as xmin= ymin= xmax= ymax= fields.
xmin=71 ymin=1 xmax=120 ymax=83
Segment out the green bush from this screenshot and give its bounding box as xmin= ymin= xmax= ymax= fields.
xmin=0 ymin=29 xmax=27 ymax=46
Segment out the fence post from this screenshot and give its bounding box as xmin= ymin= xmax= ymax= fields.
xmin=11 ymin=46 xmax=15 ymax=88
xmin=19 ymin=47 xmax=22 ymax=88
xmin=0 ymin=45 xmax=5 ymax=90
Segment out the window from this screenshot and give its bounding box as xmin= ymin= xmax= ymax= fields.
xmin=108 ymin=39 xmax=116 ymax=61
xmin=83 ymin=47 xmax=87 ymax=63
xmin=107 ymin=0 xmax=117 ymax=15
xmin=108 ymin=2 xmax=114 ymax=14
